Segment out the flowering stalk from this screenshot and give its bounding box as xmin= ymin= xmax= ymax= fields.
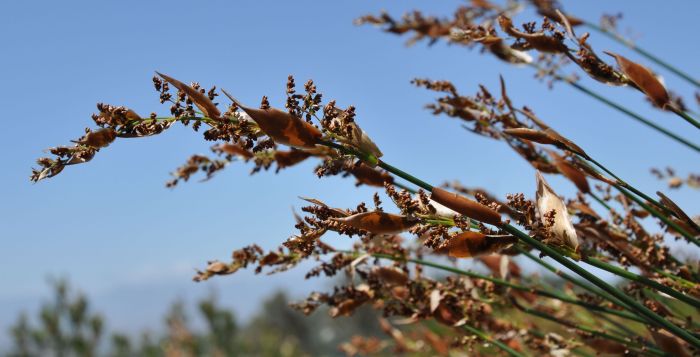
xmin=583 ymin=256 xmax=700 ymax=308
xmin=370 ymin=252 xmax=647 ymax=324
xmin=583 ymin=21 xmax=700 ymax=88
xmin=334 ymin=147 xmax=696 ymax=343
xmin=535 ymin=64 xmax=700 ymax=153
xmin=512 ymin=300 xmax=667 ymax=357
xmin=31 ymin=70 xmax=699 ymax=353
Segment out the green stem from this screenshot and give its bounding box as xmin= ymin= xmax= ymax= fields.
xmin=371 ymin=253 xmax=647 ymax=324
xmin=324 ymin=143 xmax=699 ymax=347
xmin=319 ymin=141 xmax=433 ymax=191
xmin=461 ymin=324 xmax=526 ymax=357
xmin=503 ymin=223 xmax=700 ymax=348
xmin=586 ymin=157 xmax=674 ymax=217
xmin=669 ymin=106 xmax=700 ymax=130
xmin=578 ymin=157 xmax=700 ymax=247
xmin=584 ymin=21 xmax=700 ymax=88
xmin=377 ymin=159 xmax=433 ymax=191
xmin=618 ymin=185 xmax=700 ymax=247
xmin=588 ymin=191 xmax=611 ymax=211
xmin=583 ymin=256 xmax=700 ymax=308
xmin=565 ymin=80 xmax=700 ymax=153
xmin=516 ymin=247 xmax=640 ymax=315
xmin=515 ymin=303 xmax=667 ymax=357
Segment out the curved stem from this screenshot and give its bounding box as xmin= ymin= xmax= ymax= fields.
xmin=584 ymin=21 xmax=700 ymax=88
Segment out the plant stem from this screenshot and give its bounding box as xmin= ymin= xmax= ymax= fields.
xmin=461 ymin=324 xmax=525 ymax=357
xmin=371 ymin=253 xmax=646 ymax=324
xmin=566 ymin=80 xmax=700 ymax=152
xmin=588 ymin=191 xmax=611 ymax=211
xmin=577 ymin=157 xmax=700 ymax=247
xmin=322 ymin=142 xmax=700 ymax=347
xmin=503 ymin=223 xmax=700 ymax=348
xmin=584 ymin=21 xmax=700 ymax=88
xmin=585 ymin=157 xmax=673 ymax=217
xmin=515 ymin=303 xmax=667 ymax=357
xmin=583 ymin=256 xmax=700 ymax=308
xmin=669 ymin=106 xmax=700 ymax=130
xmin=516 ymin=247 xmax=639 ymax=314
xmin=618 ymin=185 xmax=700 ymax=247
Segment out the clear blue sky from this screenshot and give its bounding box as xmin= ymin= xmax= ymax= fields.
xmin=1 ymin=0 xmax=698 ymax=337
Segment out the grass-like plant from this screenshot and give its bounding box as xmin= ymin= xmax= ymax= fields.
xmin=31 ymin=1 xmax=699 ymax=356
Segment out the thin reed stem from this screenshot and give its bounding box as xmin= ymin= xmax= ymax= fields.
xmin=368 ymin=253 xmax=647 ymax=323
xmin=503 ymin=223 xmax=700 ymax=348
xmin=515 ymin=247 xmax=639 ymax=314
xmin=529 ymin=63 xmax=700 ymax=152
xmin=323 ymin=141 xmax=700 ymax=346
xmin=588 ymin=191 xmax=611 ymax=211
xmin=514 ymin=302 xmax=667 ymax=357
xmin=584 ymin=21 xmax=700 ymax=88
xmin=583 ymin=256 xmax=700 ymax=308
xmin=461 ymin=324 xmax=526 ymax=357
xmin=577 ymin=157 xmax=700 ymax=247
xmin=669 ymin=106 xmax=700 ymax=130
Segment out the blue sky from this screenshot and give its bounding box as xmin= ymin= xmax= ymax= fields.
xmin=1 ymin=0 xmax=699 ymax=339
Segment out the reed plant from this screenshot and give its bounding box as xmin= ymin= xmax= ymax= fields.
xmin=32 ymin=1 xmax=699 ymax=355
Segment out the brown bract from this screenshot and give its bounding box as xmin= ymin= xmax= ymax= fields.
xmin=373 ymin=266 xmax=409 ymax=286
xmin=503 ymin=128 xmax=558 ymax=145
xmin=656 ymin=191 xmax=699 ymax=233
xmin=604 ymin=52 xmax=670 ymax=108
xmin=441 ymin=231 xmax=517 ymax=258
xmin=217 ymin=143 xmax=253 ymax=160
xmin=350 ymin=164 xmax=394 ymax=187
xmin=650 ymin=328 xmax=692 ymax=357
xmin=430 ymin=187 xmax=502 ymax=225
xmin=547 ymin=150 xmax=590 ymax=193
xmin=274 ymin=149 xmax=312 ymax=170
xmin=331 ymin=211 xmax=417 ymax=234
xmin=156 ymin=72 xmax=222 ymax=119
xmin=74 ymin=128 xmax=117 ymax=148
xmin=238 ymin=105 xmax=321 ymax=149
